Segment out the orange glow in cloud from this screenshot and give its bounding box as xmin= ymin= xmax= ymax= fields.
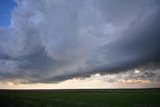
xmin=0 ymin=73 xmax=159 ymax=89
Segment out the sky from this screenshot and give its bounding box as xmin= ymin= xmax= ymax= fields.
xmin=0 ymin=0 xmax=16 ymax=27
xmin=0 ymin=0 xmax=160 ymax=89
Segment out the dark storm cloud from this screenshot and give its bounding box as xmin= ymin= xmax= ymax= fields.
xmin=86 ymin=6 xmax=160 ymax=73
xmin=0 ymin=0 xmax=160 ymax=83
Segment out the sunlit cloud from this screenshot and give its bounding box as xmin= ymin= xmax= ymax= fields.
xmin=1 ymin=69 xmax=159 ymax=89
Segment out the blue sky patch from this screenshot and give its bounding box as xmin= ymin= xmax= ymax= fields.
xmin=0 ymin=0 xmax=16 ymax=27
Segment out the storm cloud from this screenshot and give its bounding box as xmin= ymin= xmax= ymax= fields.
xmin=0 ymin=0 xmax=160 ymax=83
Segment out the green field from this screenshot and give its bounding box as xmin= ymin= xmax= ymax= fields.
xmin=0 ymin=89 xmax=160 ymax=107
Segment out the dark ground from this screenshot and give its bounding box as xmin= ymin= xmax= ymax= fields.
xmin=0 ymin=88 xmax=160 ymax=107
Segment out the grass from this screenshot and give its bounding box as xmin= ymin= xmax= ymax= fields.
xmin=0 ymin=88 xmax=160 ymax=107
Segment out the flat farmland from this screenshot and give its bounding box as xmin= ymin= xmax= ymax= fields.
xmin=0 ymin=89 xmax=160 ymax=107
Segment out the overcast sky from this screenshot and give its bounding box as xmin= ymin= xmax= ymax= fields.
xmin=0 ymin=0 xmax=160 ymax=89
